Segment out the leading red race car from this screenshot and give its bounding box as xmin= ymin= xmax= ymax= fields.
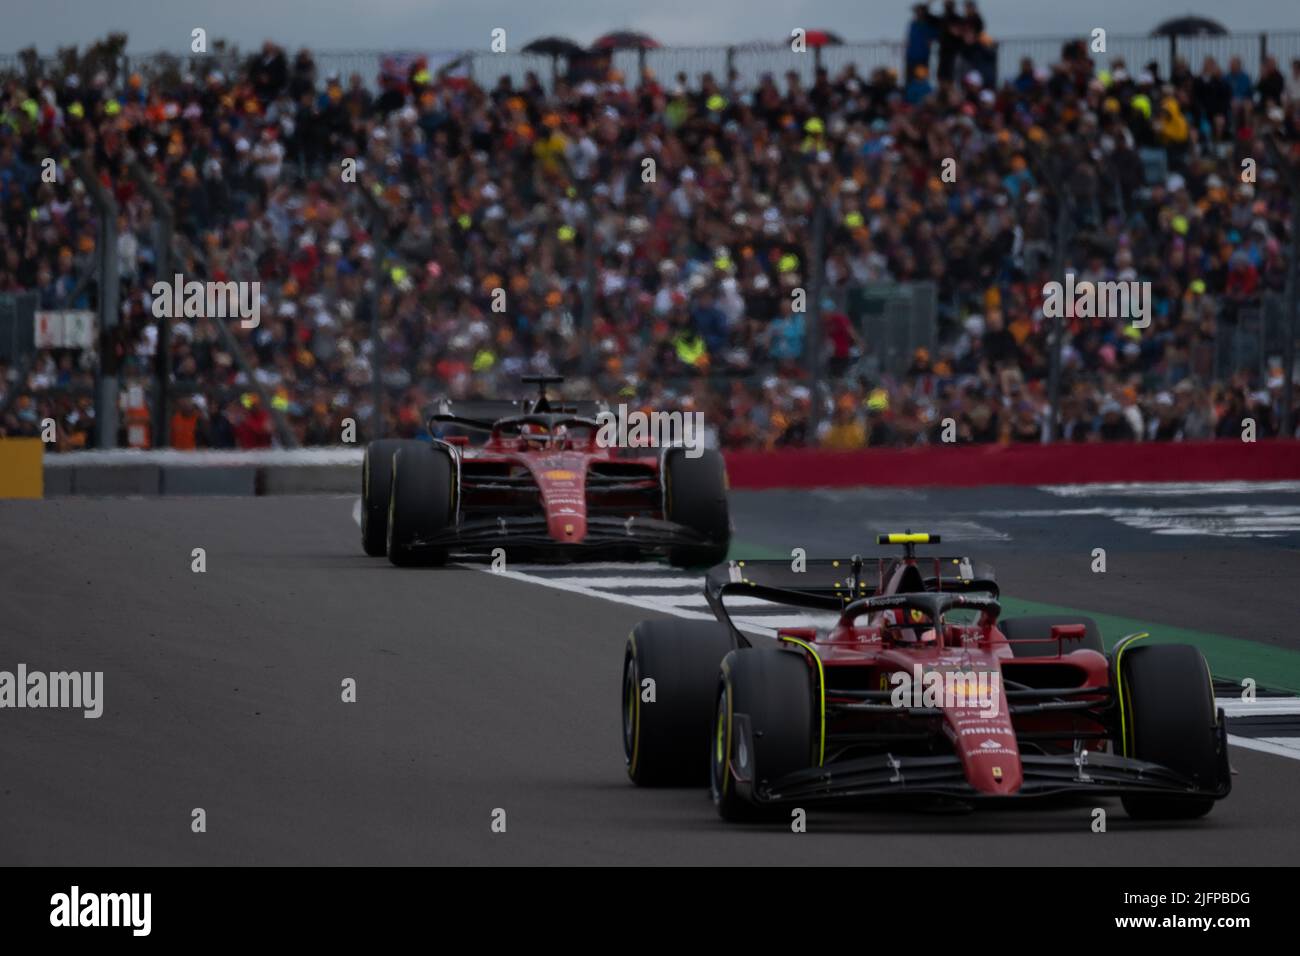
xmin=622 ymin=533 xmax=1231 ymax=821
xmin=361 ymin=376 xmax=730 ymax=567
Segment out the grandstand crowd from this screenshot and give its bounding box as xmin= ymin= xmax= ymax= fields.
xmin=3 ymin=10 xmax=1300 ymax=450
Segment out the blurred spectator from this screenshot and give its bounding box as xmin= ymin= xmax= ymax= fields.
xmin=169 ymin=395 xmax=209 ymax=450
xmin=1 ymin=18 xmax=1296 ymax=454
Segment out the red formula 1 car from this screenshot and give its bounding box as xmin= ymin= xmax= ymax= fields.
xmin=361 ymin=377 xmax=730 ymax=567
xmin=622 ymin=533 xmax=1231 ymax=821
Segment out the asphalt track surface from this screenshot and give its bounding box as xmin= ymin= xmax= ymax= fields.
xmin=3 ymin=487 xmax=1300 ymax=865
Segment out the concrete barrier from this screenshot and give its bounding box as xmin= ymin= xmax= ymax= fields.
xmin=257 ymin=465 xmax=357 ymax=495
xmin=160 ymin=466 xmax=258 ymax=496
xmin=70 ymin=464 xmax=162 ymax=496
xmin=43 ymin=447 xmax=362 ymax=496
xmin=38 ymin=440 xmax=1300 ymax=496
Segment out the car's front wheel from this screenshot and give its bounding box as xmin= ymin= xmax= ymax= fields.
xmin=711 ymin=646 xmax=816 ymax=821
xmin=623 ymin=619 xmax=735 ymax=786
xmin=387 ymin=445 xmax=456 ymax=567
xmin=361 ymin=439 xmax=420 ymax=556
xmin=1116 ymin=642 xmax=1224 ymax=820
xmin=663 ymin=448 xmax=731 ymax=568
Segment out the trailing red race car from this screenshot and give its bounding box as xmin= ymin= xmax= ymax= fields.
xmin=622 ymin=533 xmax=1232 ymax=821
xmin=361 ymin=376 xmax=731 ymax=567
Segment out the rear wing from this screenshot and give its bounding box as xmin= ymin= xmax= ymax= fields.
xmin=427 ymin=398 xmax=608 ymax=435
xmin=706 ymin=558 xmax=878 ymax=610
xmin=703 ymin=553 xmax=998 ymax=641
xmin=705 ymin=555 xmax=997 ymax=602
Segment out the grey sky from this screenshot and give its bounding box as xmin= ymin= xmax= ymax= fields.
xmin=6 ymin=0 xmax=1298 ymax=54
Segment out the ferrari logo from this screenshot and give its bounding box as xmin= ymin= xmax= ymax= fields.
xmin=544 ymin=469 xmax=576 ymax=481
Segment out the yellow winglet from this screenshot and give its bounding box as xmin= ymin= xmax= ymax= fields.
xmin=779 ymin=635 xmax=825 ymax=767
xmin=877 ymin=532 xmax=939 ymax=545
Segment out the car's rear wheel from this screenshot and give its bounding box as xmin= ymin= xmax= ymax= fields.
xmin=663 ymin=448 xmax=730 ymax=568
xmin=1117 ymin=643 xmax=1222 ymax=820
xmin=623 ymin=619 xmax=736 ymax=786
xmin=999 ymin=615 xmax=1105 ymax=657
xmin=361 ymin=439 xmax=421 ymax=556
xmin=387 ymin=445 xmax=455 ymax=567
xmin=711 ymin=647 xmax=816 ymax=821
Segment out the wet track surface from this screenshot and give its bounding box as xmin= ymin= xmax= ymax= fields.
xmin=3 ymin=489 xmax=1300 ymax=864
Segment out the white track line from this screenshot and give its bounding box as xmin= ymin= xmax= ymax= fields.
xmin=349 ymin=499 xmax=714 ymax=620
xmin=1227 ymin=736 xmax=1300 ymax=758
xmin=1218 ymin=698 xmax=1300 ymax=717
xmin=481 ymin=566 xmax=717 ymax=621
xmin=1043 ymin=481 xmax=1300 ymax=497
xmin=533 ymin=576 xmax=702 ymax=589
xmin=352 ymin=498 xmax=1300 ymax=762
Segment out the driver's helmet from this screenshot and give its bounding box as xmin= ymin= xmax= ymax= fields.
xmin=882 ymin=607 xmax=938 ymax=644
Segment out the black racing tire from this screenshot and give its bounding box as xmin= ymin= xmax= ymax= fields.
xmin=622 ymin=619 xmax=736 ymax=786
xmin=711 ymin=646 xmax=816 ymax=822
xmin=361 ymin=439 xmax=421 ymax=556
xmin=1118 ymin=643 xmax=1221 ymax=820
xmin=999 ymin=615 xmax=1105 ymax=657
xmin=663 ymin=447 xmax=731 ymax=568
xmin=387 ymin=445 xmax=456 ymax=567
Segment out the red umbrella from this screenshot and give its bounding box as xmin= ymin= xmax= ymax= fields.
xmin=790 ymin=29 xmax=844 ymax=70
xmin=799 ymin=29 xmax=844 ymax=48
xmin=592 ymin=30 xmax=660 ymax=52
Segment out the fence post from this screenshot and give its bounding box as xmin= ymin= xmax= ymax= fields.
xmin=1285 ymin=176 xmax=1298 ymax=437
xmin=1046 ymin=194 xmax=1071 ymax=443
xmin=72 ymin=153 xmax=120 ymax=449
xmin=806 ymin=198 xmax=828 ymax=439
xmin=126 ymin=153 xmax=173 ymax=448
xmin=360 ymin=188 xmax=389 ymax=440
xmin=1265 ymin=134 xmax=1298 ymax=437
xmin=581 ymin=174 xmax=597 ymax=379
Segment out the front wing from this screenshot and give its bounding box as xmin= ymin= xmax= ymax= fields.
xmin=727 ymin=716 xmax=1233 ymax=806
xmin=402 ymin=514 xmax=720 ymax=558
